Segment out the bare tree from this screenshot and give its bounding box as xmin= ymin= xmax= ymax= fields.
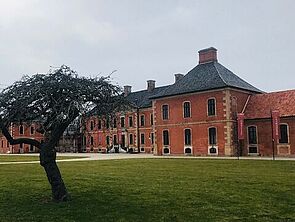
xmin=0 ymin=65 xmax=128 ymax=202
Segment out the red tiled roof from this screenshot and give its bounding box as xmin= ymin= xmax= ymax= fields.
xmin=244 ymin=90 xmax=295 ymax=119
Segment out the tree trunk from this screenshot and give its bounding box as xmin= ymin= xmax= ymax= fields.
xmin=40 ymin=144 xmax=70 ymax=202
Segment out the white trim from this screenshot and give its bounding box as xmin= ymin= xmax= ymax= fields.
xmin=162 ymin=146 xmax=170 ymax=155
xmin=140 ymin=114 xmax=145 ymax=127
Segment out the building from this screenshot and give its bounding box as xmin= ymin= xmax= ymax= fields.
xmin=84 ymin=47 xmax=294 ymax=157
xmin=1 ymin=47 xmax=294 ymax=157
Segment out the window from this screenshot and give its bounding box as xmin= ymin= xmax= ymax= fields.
xmin=279 ymin=124 xmax=289 ymax=143
xmin=106 ymin=118 xmax=110 ymax=129
xmin=183 ymin=102 xmax=191 ymax=118
xmin=19 ymin=125 xmax=24 ymax=135
xmin=140 ymin=115 xmax=145 ymax=126
xmin=30 ymin=126 xmax=35 ymax=135
xmin=20 ymin=143 xmax=23 ymax=149
xmin=98 ymin=120 xmax=102 ymax=130
xmin=163 ymin=130 xmax=169 ymax=146
xmin=209 ymin=127 xmax=217 ymax=145
xmin=208 ymin=98 xmax=216 ymax=116
xmin=120 ymin=117 xmax=125 ymax=128
xmin=90 ymin=121 xmax=94 ymax=131
xmin=185 ymin=148 xmax=192 ymax=154
xmin=30 ymin=144 xmax=34 ymax=152
xmin=113 ymin=135 xmax=117 ymax=145
xmin=248 ymin=126 xmax=257 ymax=144
xmin=129 ymin=116 xmax=133 ymax=127
xmin=151 ymin=133 xmax=154 ymax=144
xmin=90 ymin=136 xmax=94 ymax=146
xmin=1 ymin=140 xmax=3 ymax=148
xmin=184 ymin=129 xmax=191 ymax=145
xmin=140 ymin=148 xmax=145 ymax=152
xmin=121 ymin=135 xmax=125 ymax=147
xmin=150 ymin=114 xmax=154 ymax=125
xmin=113 ymin=118 xmax=117 ymax=128
xmin=129 ymin=134 xmax=133 ymax=145
xmin=140 ymin=133 xmax=145 ymax=145
xmin=162 ymin=105 xmax=169 ymax=120
xmin=106 ymin=136 xmax=110 ymax=146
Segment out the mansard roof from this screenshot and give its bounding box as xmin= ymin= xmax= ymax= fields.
xmin=151 ymin=61 xmax=262 ymax=99
xmin=244 ymin=90 xmax=295 ymax=119
xmin=126 ymin=85 xmax=170 ymax=108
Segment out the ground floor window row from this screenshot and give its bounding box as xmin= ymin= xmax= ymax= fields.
xmin=247 ymin=124 xmax=290 ymax=154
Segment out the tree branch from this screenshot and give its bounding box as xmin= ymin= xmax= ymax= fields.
xmin=0 ymin=117 xmax=41 ymax=148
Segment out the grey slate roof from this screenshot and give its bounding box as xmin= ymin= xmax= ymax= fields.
xmin=126 ymin=85 xmax=170 ymax=108
xmin=151 ymin=61 xmax=262 ymax=99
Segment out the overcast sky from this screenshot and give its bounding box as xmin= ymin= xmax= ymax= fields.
xmin=0 ymin=0 xmax=294 ymax=92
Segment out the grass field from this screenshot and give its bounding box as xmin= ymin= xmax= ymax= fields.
xmin=0 ymin=159 xmax=294 ymax=222
xmin=0 ymin=155 xmax=85 ymax=162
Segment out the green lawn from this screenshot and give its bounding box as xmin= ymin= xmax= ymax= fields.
xmin=0 ymin=159 xmax=294 ymax=222
xmin=0 ymin=155 xmax=85 ymax=162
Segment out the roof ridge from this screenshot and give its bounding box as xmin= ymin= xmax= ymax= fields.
xmin=213 ymin=62 xmax=227 ymax=86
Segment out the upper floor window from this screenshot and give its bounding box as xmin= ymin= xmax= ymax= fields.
xmin=106 ymin=118 xmax=110 ymax=129
xmin=120 ymin=117 xmax=125 ymax=128
xmin=98 ymin=120 xmax=102 ymax=130
xmin=163 ymin=130 xmax=169 ymax=146
xmin=209 ymin=127 xmax=217 ymax=145
xmin=30 ymin=126 xmax=35 ymax=135
xmin=90 ymin=121 xmax=94 ymax=131
xmin=150 ymin=114 xmax=154 ymax=125
xmin=162 ymin=105 xmax=169 ymax=120
xmin=19 ymin=125 xmax=24 ymax=135
xmin=151 ymin=133 xmax=154 ymax=144
xmin=208 ymin=98 xmax=216 ymax=116
xmin=248 ymin=126 xmax=257 ymax=144
xmin=184 ymin=129 xmax=192 ymax=145
xmin=183 ymin=102 xmax=191 ymax=118
xmin=113 ymin=118 xmax=117 ymax=128
xmin=129 ymin=116 xmax=133 ymax=127
xmin=140 ymin=115 xmax=145 ymax=126
xmin=279 ymin=124 xmax=289 ymax=144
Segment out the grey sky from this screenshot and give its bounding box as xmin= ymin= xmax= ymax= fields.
xmin=0 ymin=0 xmax=294 ymax=92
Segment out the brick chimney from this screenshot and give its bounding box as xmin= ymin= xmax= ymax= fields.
xmin=124 ymin=85 xmax=131 ymax=97
xmin=198 ymin=47 xmax=217 ymax=64
xmin=174 ymin=74 xmax=184 ymax=83
xmin=147 ymin=80 xmax=155 ymax=92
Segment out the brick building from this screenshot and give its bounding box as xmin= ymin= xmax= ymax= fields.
xmin=1 ymin=47 xmax=294 ymax=157
xmin=83 ymin=47 xmax=294 ymax=157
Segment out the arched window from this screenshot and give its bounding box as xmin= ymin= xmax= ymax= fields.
xmin=19 ymin=125 xmax=24 ymax=135
xmin=248 ymin=126 xmax=257 ymax=144
xmin=184 ymin=129 xmax=191 ymax=145
xmin=129 ymin=116 xmax=133 ymax=127
xmin=106 ymin=136 xmax=110 ymax=145
xmin=279 ymin=124 xmax=289 ymax=144
xmin=113 ymin=118 xmax=117 ymax=128
xmin=163 ymin=130 xmax=169 ymax=146
xmin=209 ymin=127 xmax=217 ymax=145
xmin=183 ymin=102 xmax=191 ymax=118
xmin=208 ymin=98 xmax=216 ymax=116
xmin=90 ymin=121 xmax=94 ymax=131
xmin=140 ymin=115 xmax=145 ymax=126
xmin=30 ymin=126 xmax=35 ymax=135
xmin=120 ymin=116 xmax=125 ymax=128
xmin=162 ymin=105 xmax=169 ymax=120
xmin=90 ymin=136 xmax=94 ymax=146
xmin=140 ymin=133 xmax=145 ymax=145
xmin=129 ymin=134 xmax=133 ymax=145
xmin=98 ymin=120 xmax=102 ymax=130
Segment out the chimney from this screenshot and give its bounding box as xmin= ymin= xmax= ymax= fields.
xmin=198 ymin=47 xmax=217 ymax=64
xmin=174 ymin=73 xmax=184 ymax=83
xmin=124 ymin=85 xmax=131 ymax=97
xmin=147 ymin=80 xmax=155 ymax=92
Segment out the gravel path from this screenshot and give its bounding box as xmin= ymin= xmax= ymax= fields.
xmin=0 ymin=153 xmax=294 ymax=165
